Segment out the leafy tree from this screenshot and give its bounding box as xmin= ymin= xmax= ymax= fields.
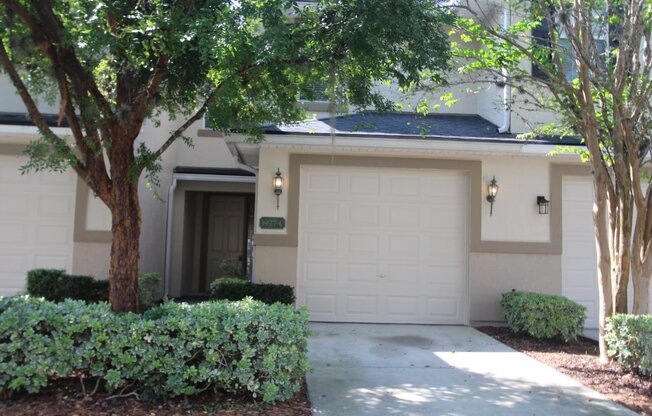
xmin=0 ymin=0 xmax=453 ymax=312
xmin=452 ymin=0 xmax=652 ymax=360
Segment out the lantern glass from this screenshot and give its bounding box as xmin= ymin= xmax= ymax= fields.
xmin=487 ymin=177 xmax=498 ymax=200
xmin=537 ymin=196 xmax=550 ymax=215
xmin=273 ymin=169 xmax=283 ymax=194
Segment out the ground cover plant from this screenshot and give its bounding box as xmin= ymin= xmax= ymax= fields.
xmin=0 ymin=296 xmax=310 ymax=404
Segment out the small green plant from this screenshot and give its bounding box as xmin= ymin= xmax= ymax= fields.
xmin=0 ymin=296 xmax=310 ymax=402
xmin=26 ymin=269 xmax=108 ymax=303
xmin=138 ymin=272 xmax=161 ymax=310
xmin=210 ymin=278 xmax=295 ymax=305
xmin=501 ymin=290 xmax=586 ymax=342
xmin=605 ymin=314 xmax=652 ymax=375
xmin=217 ymin=259 xmax=246 ymax=279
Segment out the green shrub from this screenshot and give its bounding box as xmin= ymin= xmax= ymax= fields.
xmin=26 ymin=269 xmax=109 ymax=303
xmin=0 ymin=296 xmax=310 ymax=402
xmin=605 ymin=314 xmax=652 ymax=375
xmin=501 ymin=291 xmax=586 ymax=342
xmin=138 ymin=272 xmax=161 ymax=309
xmin=210 ymin=278 xmax=295 ymax=305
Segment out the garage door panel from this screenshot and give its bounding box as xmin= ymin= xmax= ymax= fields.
xmin=349 ymin=174 xmax=380 ymax=195
xmin=34 ymin=255 xmax=68 ymax=269
xmin=426 ymin=297 xmax=460 ymax=319
xmin=298 ymin=166 xmax=468 ymax=324
xmin=304 ymin=261 xmax=337 ymax=282
xmin=0 ymin=159 xmax=75 ymax=295
xmin=304 ymin=294 xmax=337 ymax=315
xmin=0 ymin=193 xmax=30 ymax=215
xmin=305 ymin=232 xmax=338 ymax=253
xmin=346 ymin=295 xmax=378 ymax=315
xmin=348 ymin=204 xmax=379 ymax=227
xmin=346 ymin=263 xmax=379 ymax=282
xmin=306 ymin=171 xmax=340 ymax=194
xmin=386 ymin=263 xmax=419 ymax=283
xmin=387 ymin=235 xmax=419 ymax=256
xmin=389 ymin=206 xmax=420 ymax=228
xmin=306 ymin=203 xmax=339 ymax=225
xmin=388 ymin=176 xmax=420 ymax=196
xmin=349 ymin=233 xmax=380 ymax=254
xmin=0 ymin=223 xmax=31 ymax=244
xmin=0 ymin=255 xmax=29 ymax=274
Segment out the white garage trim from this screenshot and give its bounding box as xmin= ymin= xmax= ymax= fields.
xmin=296 ymin=165 xmax=470 ymax=324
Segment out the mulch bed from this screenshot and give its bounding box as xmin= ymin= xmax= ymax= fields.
xmin=0 ymin=379 xmax=312 ymax=416
xmin=477 ymin=326 xmax=652 ymax=415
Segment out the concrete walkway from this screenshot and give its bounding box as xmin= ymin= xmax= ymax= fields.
xmin=307 ymin=323 xmax=634 ymax=416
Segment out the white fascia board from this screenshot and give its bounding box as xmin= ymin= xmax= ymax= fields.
xmin=0 ymin=124 xmax=71 ymax=138
xmin=226 ymin=133 xmax=584 ymax=160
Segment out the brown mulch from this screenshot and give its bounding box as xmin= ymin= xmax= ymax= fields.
xmin=0 ymin=379 xmax=312 ymax=416
xmin=477 ymin=326 xmax=652 ymax=415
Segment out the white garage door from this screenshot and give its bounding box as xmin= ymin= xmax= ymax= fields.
xmin=297 ymin=165 xmax=468 ymax=324
xmin=562 ymin=176 xmax=652 ymax=329
xmin=0 ymin=156 xmax=76 ymax=296
xmin=562 ymin=177 xmax=600 ymax=329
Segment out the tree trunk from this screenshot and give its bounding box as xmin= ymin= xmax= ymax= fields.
xmin=593 ymin=177 xmax=613 ymax=363
xmin=108 ymin=146 xmax=142 ymax=313
xmin=632 ymin=265 xmax=651 ymax=314
xmin=109 ymin=182 xmax=141 ymax=313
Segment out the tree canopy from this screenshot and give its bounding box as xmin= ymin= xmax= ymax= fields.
xmin=0 ymin=0 xmax=454 ymax=311
xmin=451 ymin=0 xmax=652 ymax=360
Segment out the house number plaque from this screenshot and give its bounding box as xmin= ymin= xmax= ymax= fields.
xmin=259 ymin=217 xmax=286 ymax=229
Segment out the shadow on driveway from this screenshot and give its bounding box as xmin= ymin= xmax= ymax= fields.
xmin=307 ymin=323 xmax=634 ymax=416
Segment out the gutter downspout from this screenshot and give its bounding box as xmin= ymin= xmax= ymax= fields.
xmin=163 ymin=176 xmax=178 ymax=298
xmin=497 ymin=5 xmax=512 ymax=134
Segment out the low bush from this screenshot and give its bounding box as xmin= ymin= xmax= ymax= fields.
xmin=0 ymin=296 xmax=310 ymax=402
xmin=501 ymin=290 xmax=586 ymax=342
xmin=605 ymin=314 xmax=652 ymax=375
xmin=210 ymin=278 xmax=295 ymax=305
xmin=26 ymin=269 xmax=109 ymax=303
xmin=138 ymin=272 xmax=161 ymax=309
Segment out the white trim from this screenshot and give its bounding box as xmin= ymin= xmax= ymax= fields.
xmin=162 ymin=172 xmax=257 ymax=298
xmin=0 ymin=125 xmax=71 ymax=136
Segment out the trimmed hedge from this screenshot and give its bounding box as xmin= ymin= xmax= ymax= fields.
xmin=210 ymin=278 xmax=295 ymax=305
xmin=0 ymin=296 xmax=310 ymax=402
xmin=501 ymin=290 xmax=586 ymax=342
xmin=26 ymin=269 xmax=109 ymax=303
xmin=605 ymin=314 xmax=652 ymax=375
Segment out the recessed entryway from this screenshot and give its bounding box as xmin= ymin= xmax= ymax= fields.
xmin=181 ymin=192 xmax=254 ymax=295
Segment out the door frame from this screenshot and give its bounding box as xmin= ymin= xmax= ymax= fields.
xmin=163 ymin=173 xmax=257 ymax=298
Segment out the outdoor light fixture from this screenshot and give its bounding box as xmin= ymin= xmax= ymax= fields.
xmin=486 ymin=176 xmax=499 ymax=216
xmin=273 ymin=168 xmax=283 ymax=210
xmin=537 ymin=196 xmax=550 ymax=215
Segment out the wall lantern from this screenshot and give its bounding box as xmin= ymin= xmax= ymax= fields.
xmin=273 ymin=168 xmax=284 ymax=210
xmin=486 ymin=176 xmax=499 ymax=216
xmin=537 ymin=196 xmax=550 ymax=215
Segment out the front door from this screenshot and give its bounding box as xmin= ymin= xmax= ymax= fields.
xmin=204 ymin=195 xmax=246 ymax=289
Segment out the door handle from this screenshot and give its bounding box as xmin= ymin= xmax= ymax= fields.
xmin=378 ymin=274 xmax=386 ymax=278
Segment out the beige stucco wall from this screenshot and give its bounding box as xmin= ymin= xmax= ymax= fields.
xmin=72 ymin=242 xmax=111 ymax=279
xmin=469 ymin=253 xmax=561 ymax=322
xmin=252 ymin=145 xmax=587 ymax=323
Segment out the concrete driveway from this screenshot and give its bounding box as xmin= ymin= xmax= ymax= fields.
xmin=307 ymin=323 xmax=634 ymax=416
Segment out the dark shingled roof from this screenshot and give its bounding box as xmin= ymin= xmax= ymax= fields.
xmin=263 ymin=112 xmax=583 ymax=146
xmin=173 ymin=167 xmax=255 ymax=176
xmin=0 ymin=112 xmax=69 ymax=128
